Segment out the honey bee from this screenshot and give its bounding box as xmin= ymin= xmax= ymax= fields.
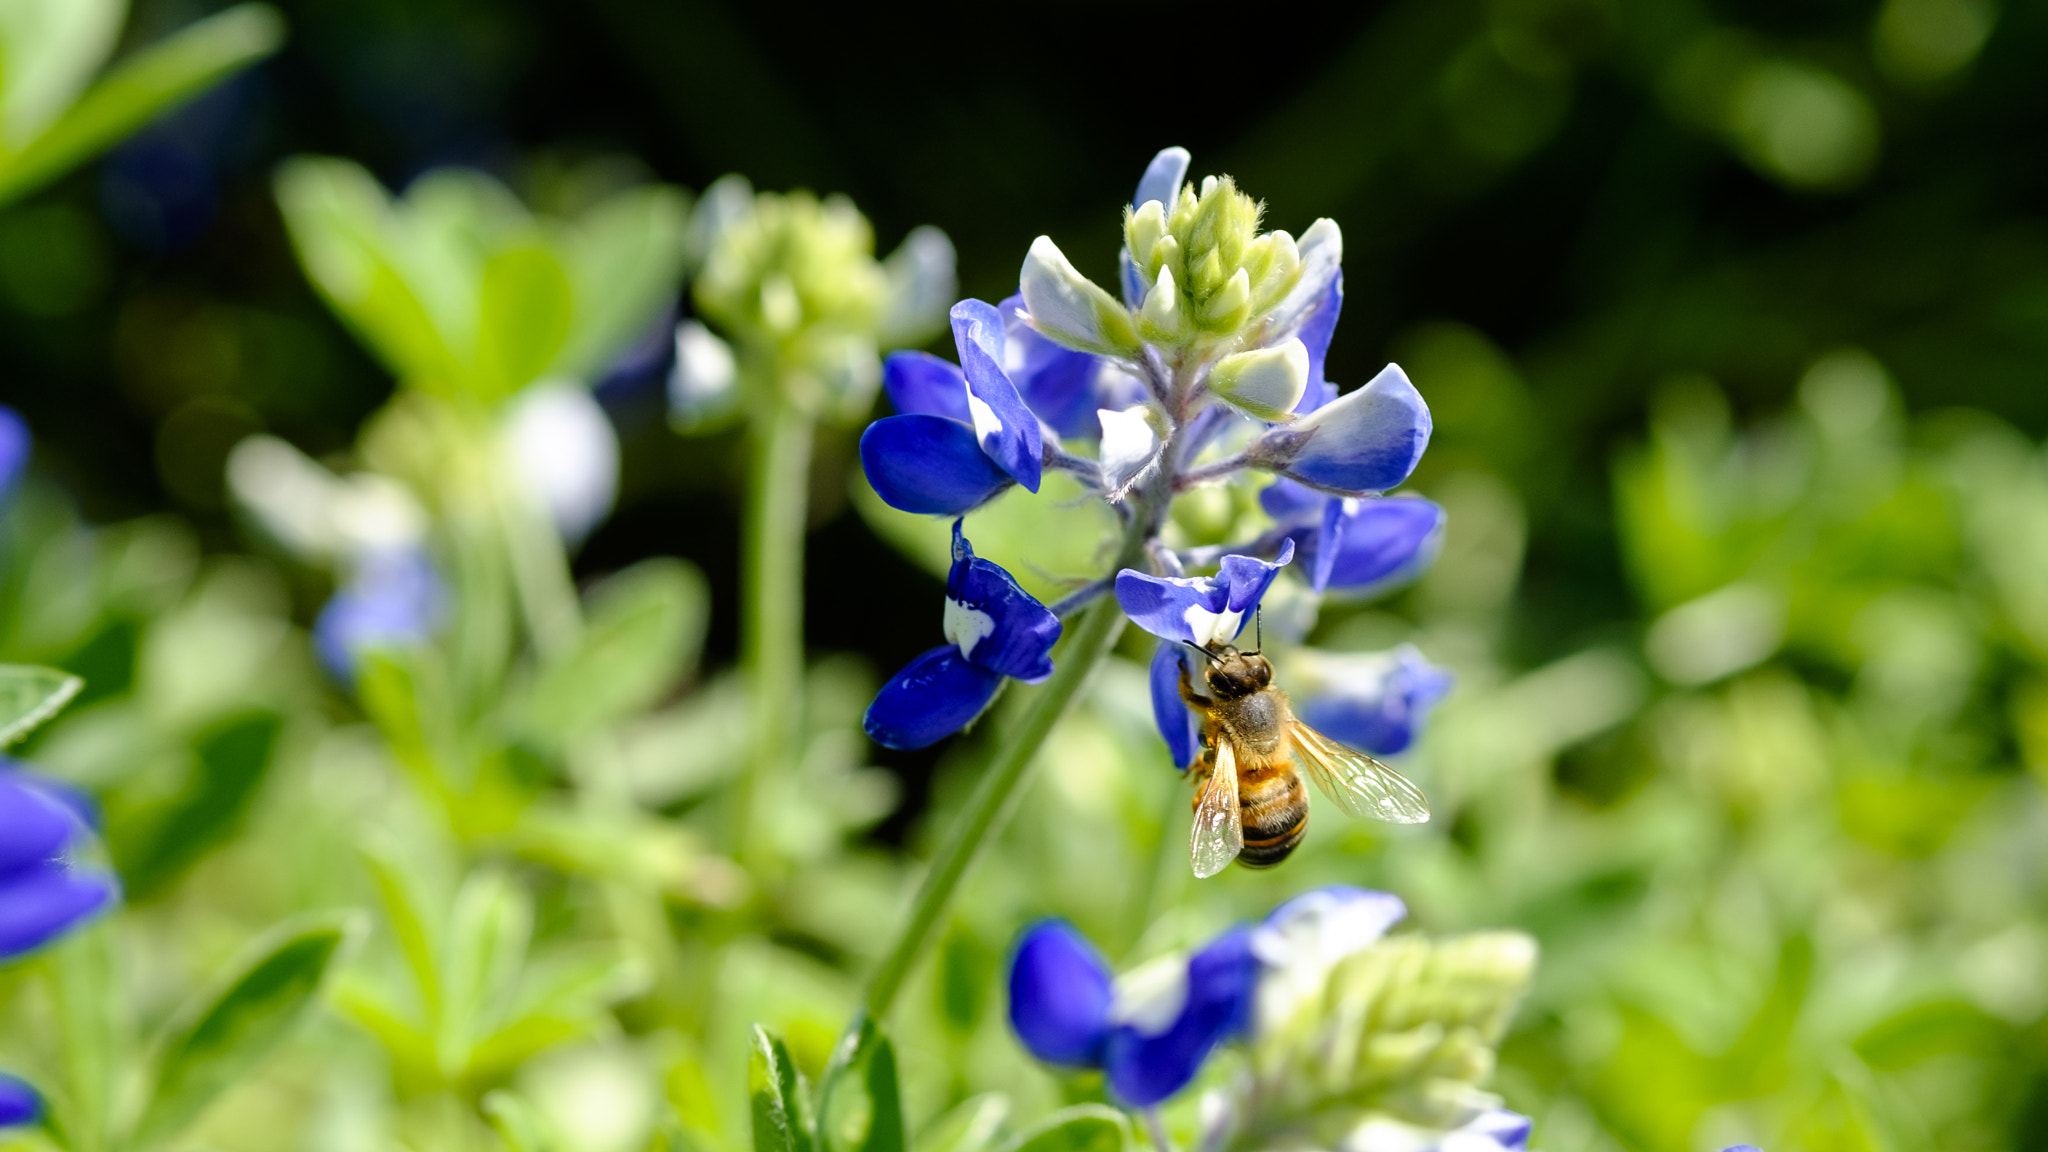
xmin=1178 ymin=643 xmax=1430 ymax=877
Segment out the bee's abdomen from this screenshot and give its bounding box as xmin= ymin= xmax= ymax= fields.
xmin=1237 ymin=771 xmax=1307 ymax=869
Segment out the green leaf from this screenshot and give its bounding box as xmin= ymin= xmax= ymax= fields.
xmin=360 ymin=847 xmax=442 ymax=1023
xmin=47 ymin=925 xmax=121 ymax=1152
xmin=132 ymin=913 xmax=357 ymax=1148
xmin=991 ymin=1107 xmax=1129 ymax=1152
xmin=817 ymin=1020 xmax=904 ymax=1152
xmin=476 ymin=243 xmax=573 ymax=400
xmin=0 ymin=663 xmax=80 ymax=744
xmin=0 ymin=4 xmax=284 ymax=207
xmin=483 ymin=1089 xmax=556 ymax=1152
xmin=750 ymin=1025 xmax=815 ymax=1152
xmin=112 ymin=710 xmax=282 ymax=900
xmin=912 ymin=1094 xmax=1010 ymax=1152
xmin=557 ymin=184 xmax=692 ymax=380
xmin=524 ymin=559 xmax=708 ymax=742
xmin=274 ymin=156 xmax=460 ymax=389
xmin=438 ymin=869 xmax=533 ymax=1073
xmin=0 ymin=0 xmax=122 ymax=147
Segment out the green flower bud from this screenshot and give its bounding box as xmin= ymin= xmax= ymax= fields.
xmin=1019 ymin=235 xmax=1142 ymax=357
xmin=690 ymin=186 xmax=936 ymax=420
xmin=1241 ymin=931 xmax=1537 ymax=1142
xmin=1209 ymin=339 xmax=1308 ymax=421
xmin=1122 ymin=171 xmax=1307 ymax=356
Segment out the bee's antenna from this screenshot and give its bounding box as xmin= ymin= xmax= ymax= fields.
xmin=1181 ymin=640 xmax=1219 ymax=665
xmin=1248 ymin=606 xmax=1263 ymax=657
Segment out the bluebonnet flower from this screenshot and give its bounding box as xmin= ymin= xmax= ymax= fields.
xmin=1289 ymin=645 xmax=1454 ymax=757
xmin=1007 ymin=919 xmax=1259 ymax=1106
xmin=856 ymin=146 xmax=1450 ymax=782
xmin=862 ymin=298 xmax=1137 ymax=515
xmin=0 ymin=1072 xmax=36 ymax=1128
xmin=864 ymin=522 xmax=1060 ymax=749
xmin=0 ymin=769 xmax=118 ymax=962
xmin=313 ymin=548 xmax=445 ymax=681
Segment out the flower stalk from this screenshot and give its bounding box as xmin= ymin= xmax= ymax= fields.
xmin=736 ymin=393 xmax=816 ymax=867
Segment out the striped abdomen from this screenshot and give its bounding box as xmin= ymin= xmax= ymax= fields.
xmin=1236 ymin=761 xmax=1307 ymax=868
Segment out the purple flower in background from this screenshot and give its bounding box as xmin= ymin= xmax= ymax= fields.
xmin=0 ymin=405 xmax=31 ymax=503
xmin=313 ymin=548 xmax=445 ymax=682
xmin=0 ymin=1072 xmax=38 ymax=1128
xmin=0 ymin=770 xmax=118 ymax=963
xmin=1291 ymin=645 xmax=1453 ymax=757
xmin=1007 ymin=919 xmax=1259 ymax=1106
xmin=864 ymin=522 xmax=1061 ymax=749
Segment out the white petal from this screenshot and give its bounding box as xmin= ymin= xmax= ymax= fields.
xmin=1097 ymin=405 xmax=1160 ymax=495
xmin=503 ymin=381 xmax=619 ymax=545
xmin=1183 ymin=604 xmax=1243 ymax=648
xmin=1109 ymin=952 xmax=1190 ymax=1037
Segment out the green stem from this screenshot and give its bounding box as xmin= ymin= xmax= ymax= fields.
xmin=736 ymin=398 xmax=815 ymax=864
xmin=859 ymin=523 xmax=1150 ymax=1022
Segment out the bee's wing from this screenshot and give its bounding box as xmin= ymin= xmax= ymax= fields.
xmin=1289 ymin=720 xmax=1431 ymax=824
xmin=1190 ymin=738 xmax=1244 ymax=878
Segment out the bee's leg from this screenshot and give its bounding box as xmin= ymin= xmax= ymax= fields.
xmin=1178 ymin=664 xmax=1213 ymax=710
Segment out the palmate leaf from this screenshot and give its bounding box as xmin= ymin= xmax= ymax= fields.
xmin=0 ymin=664 xmax=81 ymax=745
xmin=0 ymin=4 xmax=285 ymax=207
xmin=131 ymin=913 xmax=359 ymax=1149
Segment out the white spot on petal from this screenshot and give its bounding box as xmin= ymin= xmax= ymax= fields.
xmin=1183 ymin=604 xmax=1243 ymax=647
xmin=966 ymin=392 xmax=1004 ymax=448
xmin=1109 ymin=953 xmax=1189 ymax=1037
xmin=943 ymin=597 xmax=996 ymax=661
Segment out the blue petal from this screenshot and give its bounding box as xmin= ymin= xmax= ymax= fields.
xmin=0 ymin=406 xmax=27 ymax=505
xmin=1257 ymin=478 xmax=1326 ymax=527
xmin=883 ymin=351 xmax=971 ymax=422
xmin=1259 ymin=363 xmax=1431 ymax=495
xmin=1119 ymin=249 xmax=1146 ymax=309
xmin=1007 ymin=920 xmax=1115 ymax=1067
xmin=1323 ymin=497 xmax=1444 ymax=592
xmin=1291 ymin=274 xmax=1344 ymax=416
xmin=950 ymin=300 xmax=1043 ymax=491
xmin=1220 ymin=541 xmax=1294 ymax=614
xmin=0 ymin=1072 xmax=38 ymax=1129
xmin=0 ymin=861 xmax=117 ymax=961
xmin=1717 ymin=1147 xmax=1762 ymax=1152
xmin=947 ymin=524 xmax=1061 ymax=682
xmin=1294 ymin=646 xmax=1453 ymax=756
xmin=1466 ymin=1110 xmax=1534 ymax=1151
xmin=0 ymin=772 xmax=78 ymax=876
xmin=1149 ymin=643 xmax=1200 ymax=770
xmin=1115 ymin=543 xmax=1294 ymax=647
xmin=313 ymin=550 xmax=443 ymax=682
xmin=864 ymin=645 xmax=1005 ymax=750
xmin=1133 ymin=147 xmax=1191 ymax=209
xmin=1103 ymin=927 xmax=1258 ymax=1106
xmin=998 ymin=296 xmax=1103 ymax=440
xmin=860 ymin=415 xmax=1014 ymax=516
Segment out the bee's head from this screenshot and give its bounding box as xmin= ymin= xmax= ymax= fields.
xmin=1202 ymin=645 xmax=1272 ymax=699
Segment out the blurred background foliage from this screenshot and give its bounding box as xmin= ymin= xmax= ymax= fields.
xmin=4 ymin=0 xmax=2048 ymax=1150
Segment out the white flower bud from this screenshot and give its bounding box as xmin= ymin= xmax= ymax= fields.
xmin=1265 ymin=217 xmax=1343 ymax=335
xmin=1203 ymin=267 xmax=1252 ymax=328
xmin=1209 ymin=338 xmax=1308 ymax=421
xmin=1097 ymin=404 xmax=1161 ymax=498
xmin=668 ymin=320 xmax=737 ymax=432
xmin=1139 ymin=265 xmax=1183 ymax=341
xmin=1126 ymin=199 xmax=1168 ymax=267
xmin=1019 ymin=235 xmax=1141 ymax=356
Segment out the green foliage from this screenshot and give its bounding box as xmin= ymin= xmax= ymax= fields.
xmin=273 ymin=156 xmax=690 ymax=401
xmin=0 ymin=664 xmax=79 ymax=744
xmin=0 ymin=3 xmax=283 ymax=207
xmin=521 ymin=559 xmax=709 ymax=745
xmin=131 ymin=915 xmax=354 ymax=1148
xmin=990 ymin=1107 xmax=1127 ymax=1152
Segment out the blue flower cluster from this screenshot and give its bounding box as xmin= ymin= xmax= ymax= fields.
xmin=1007 ymin=886 xmax=1533 ymax=1152
xmin=859 ymin=147 xmax=1450 ymax=766
xmin=313 ymin=547 xmax=445 ymax=681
